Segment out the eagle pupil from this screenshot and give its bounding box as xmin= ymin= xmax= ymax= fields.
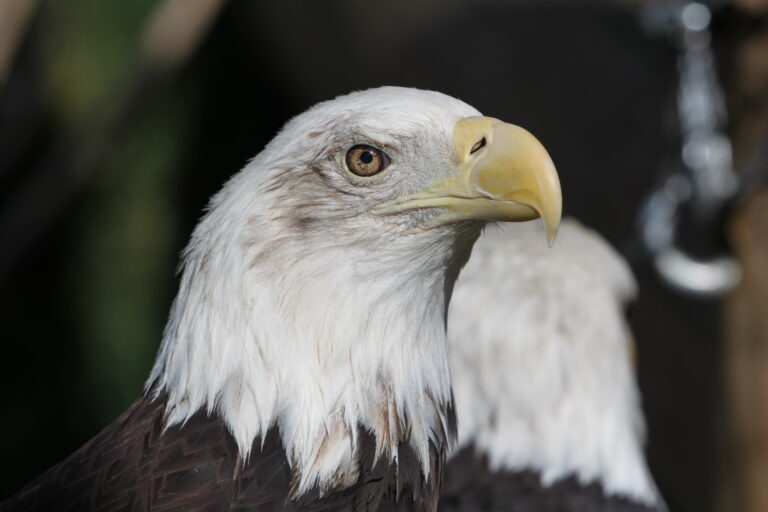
xmin=360 ymin=151 xmax=374 ymax=164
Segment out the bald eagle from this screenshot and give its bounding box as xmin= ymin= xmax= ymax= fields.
xmin=440 ymin=219 xmax=664 ymax=511
xmin=2 ymin=87 xmax=561 ymax=511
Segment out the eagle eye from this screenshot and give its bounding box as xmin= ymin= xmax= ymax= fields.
xmin=345 ymin=145 xmax=390 ymax=177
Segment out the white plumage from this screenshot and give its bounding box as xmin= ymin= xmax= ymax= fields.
xmin=448 ymin=218 xmax=663 ymax=507
xmin=148 ymin=87 xmax=483 ymax=494
xmin=5 ymin=86 xmax=563 ymax=511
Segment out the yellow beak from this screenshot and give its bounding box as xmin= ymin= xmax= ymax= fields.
xmin=372 ymin=116 xmax=562 ymax=245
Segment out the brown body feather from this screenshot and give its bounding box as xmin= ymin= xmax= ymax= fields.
xmin=2 ymin=393 xmax=449 ymax=512
xmin=439 ymin=447 xmax=659 ymax=512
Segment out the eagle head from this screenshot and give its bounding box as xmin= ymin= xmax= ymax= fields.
xmin=148 ymin=86 xmax=561 ymax=496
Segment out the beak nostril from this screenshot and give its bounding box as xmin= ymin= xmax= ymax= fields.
xmin=470 ymin=137 xmax=486 ymax=155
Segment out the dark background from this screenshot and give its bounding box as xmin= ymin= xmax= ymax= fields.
xmin=1 ymin=1 xmax=766 ymax=511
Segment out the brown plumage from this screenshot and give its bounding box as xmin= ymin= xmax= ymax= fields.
xmin=439 ymin=448 xmax=657 ymax=512
xmin=3 ymin=392 xmax=452 ymax=511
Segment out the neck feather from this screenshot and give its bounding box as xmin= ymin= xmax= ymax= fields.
xmin=147 ymin=181 xmax=471 ymax=496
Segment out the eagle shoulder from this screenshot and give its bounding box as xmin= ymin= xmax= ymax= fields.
xmin=2 ymin=393 xmax=445 ymax=511
xmin=439 ymin=446 xmax=660 ymax=512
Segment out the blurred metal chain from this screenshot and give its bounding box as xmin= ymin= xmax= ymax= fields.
xmin=640 ymin=1 xmax=743 ymax=297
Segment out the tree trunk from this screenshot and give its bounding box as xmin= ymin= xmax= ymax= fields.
xmin=720 ymin=10 xmax=768 ymax=512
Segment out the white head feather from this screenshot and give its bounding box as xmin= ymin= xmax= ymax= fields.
xmin=147 ymin=87 xmax=483 ymax=495
xmin=448 ymin=218 xmax=663 ymax=507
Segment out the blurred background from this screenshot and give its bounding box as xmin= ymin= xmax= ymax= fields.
xmin=0 ymin=1 xmax=767 ymax=510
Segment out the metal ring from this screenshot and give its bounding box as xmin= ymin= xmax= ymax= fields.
xmin=639 ymin=174 xmax=741 ymax=297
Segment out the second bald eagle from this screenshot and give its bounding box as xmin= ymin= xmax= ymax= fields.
xmin=442 ymin=219 xmax=664 ymax=512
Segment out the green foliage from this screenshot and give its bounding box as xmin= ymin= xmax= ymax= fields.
xmin=39 ymin=0 xmax=157 ymax=124
xmin=67 ymin=89 xmax=189 ymax=421
xmin=31 ymin=2 xmax=199 ymax=422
